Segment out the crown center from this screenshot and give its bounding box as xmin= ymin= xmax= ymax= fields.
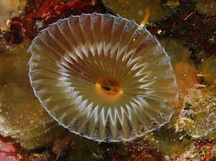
xmin=95 ymin=77 xmax=123 ymax=102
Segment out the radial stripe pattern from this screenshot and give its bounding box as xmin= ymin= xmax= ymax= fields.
xmin=28 ymin=13 xmax=178 ymax=142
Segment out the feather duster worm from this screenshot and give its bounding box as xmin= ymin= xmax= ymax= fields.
xmin=28 ymin=13 xmax=177 ymax=142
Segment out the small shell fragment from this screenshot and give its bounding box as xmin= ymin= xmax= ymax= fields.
xmin=28 ymin=13 xmax=177 ymax=142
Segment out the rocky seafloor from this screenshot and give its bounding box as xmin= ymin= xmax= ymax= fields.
xmin=0 ymin=0 xmax=215 ymax=160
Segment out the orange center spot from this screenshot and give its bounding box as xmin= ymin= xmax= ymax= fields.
xmin=95 ymin=77 xmax=123 ymax=102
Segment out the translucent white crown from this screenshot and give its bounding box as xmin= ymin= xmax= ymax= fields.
xmin=28 ymin=13 xmax=178 ymax=142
